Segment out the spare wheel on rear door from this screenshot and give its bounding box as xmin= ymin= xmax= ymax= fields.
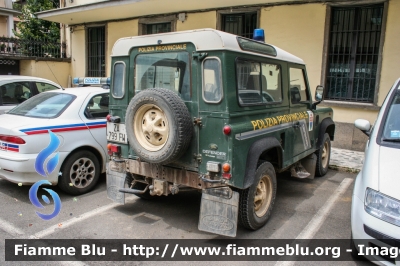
xmin=125 ymin=88 xmax=193 ymax=164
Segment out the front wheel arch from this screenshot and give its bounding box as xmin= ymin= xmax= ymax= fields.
xmin=316 ymin=117 xmax=335 ymax=149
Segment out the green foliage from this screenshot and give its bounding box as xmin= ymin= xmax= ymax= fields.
xmin=12 ymin=3 xmax=22 ymax=11
xmin=13 ymin=0 xmax=60 ymax=42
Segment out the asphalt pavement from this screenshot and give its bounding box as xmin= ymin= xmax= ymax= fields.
xmin=0 ymin=147 xmax=371 ymax=266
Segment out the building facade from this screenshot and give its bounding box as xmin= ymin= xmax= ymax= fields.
xmin=0 ymin=0 xmax=21 ymax=75
xmin=37 ymin=0 xmax=399 ymax=151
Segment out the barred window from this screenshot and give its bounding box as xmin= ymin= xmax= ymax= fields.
xmin=221 ymin=12 xmax=257 ymax=39
xmin=146 ymin=23 xmax=171 ymax=35
xmin=87 ymin=26 xmax=105 ymax=77
xmin=326 ymin=4 xmax=384 ymax=102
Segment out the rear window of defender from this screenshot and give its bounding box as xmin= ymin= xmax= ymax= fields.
xmin=135 ymin=52 xmax=191 ymax=101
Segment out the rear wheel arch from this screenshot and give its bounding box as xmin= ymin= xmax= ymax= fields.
xmin=57 ymin=147 xmax=103 ymax=195
xmin=61 ymin=146 xmax=105 ymax=173
xmin=243 ymin=137 xmax=282 ymax=189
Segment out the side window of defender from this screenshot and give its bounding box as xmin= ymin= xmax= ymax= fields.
xmin=202 ymin=58 xmax=222 ymax=103
xmin=236 ymin=59 xmax=281 ymax=105
xmin=289 ymin=68 xmax=308 ymax=104
xmin=261 ymin=63 xmax=282 ymax=102
xmin=112 ymin=62 xmax=125 ymax=98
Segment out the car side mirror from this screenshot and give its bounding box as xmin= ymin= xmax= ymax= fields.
xmin=315 ymin=85 xmax=324 ymax=102
xmin=312 ymin=85 xmax=324 ymax=109
xmin=355 ymin=119 xmax=371 ymax=137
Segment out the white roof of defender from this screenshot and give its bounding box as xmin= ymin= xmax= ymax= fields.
xmin=112 ymin=28 xmax=305 ymax=65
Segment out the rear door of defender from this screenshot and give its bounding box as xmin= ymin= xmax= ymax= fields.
xmin=197 ymin=54 xmax=240 ymax=237
xmin=107 ymin=43 xmax=202 ymax=202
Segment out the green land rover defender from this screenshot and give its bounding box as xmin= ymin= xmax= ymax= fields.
xmin=106 ymin=29 xmax=335 ymax=237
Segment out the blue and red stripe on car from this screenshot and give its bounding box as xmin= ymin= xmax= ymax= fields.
xmin=20 ymin=122 xmax=106 ymax=135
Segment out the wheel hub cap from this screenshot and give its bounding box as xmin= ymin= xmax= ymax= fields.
xmin=254 ymin=174 xmax=273 ymax=217
xmin=322 ymin=141 xmax=329 ymax=168
xmin=134 ymin=104 xmax=169 ymax=151
xmin=69 ymin=158 xmax=95 ymax=188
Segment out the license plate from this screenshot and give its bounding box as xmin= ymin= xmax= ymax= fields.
xmin=107 ymin=122 xmax=127 ymax=144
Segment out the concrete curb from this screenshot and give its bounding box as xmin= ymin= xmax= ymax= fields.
xmin=329 ymin=164 xmax=360 ymax=174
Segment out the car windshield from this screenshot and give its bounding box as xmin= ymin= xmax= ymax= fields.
xmin=382 ymin=90 xmax=400 ymax=142
xmin=8 ymin=92 xmax=75 ymax=118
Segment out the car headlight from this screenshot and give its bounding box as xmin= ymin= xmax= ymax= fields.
xmin=365 ymin=188 xmax=400 ymax=227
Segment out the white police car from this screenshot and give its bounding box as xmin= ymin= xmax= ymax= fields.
xmin=0 ymin=78 xmax=109 ymax=195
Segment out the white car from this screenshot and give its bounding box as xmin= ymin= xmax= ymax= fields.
xmin=351 ymin=78 xmax=400 ymax=264
xmin=0 ymin=85 xmax=109 ymax=195
xmin=0 ymin=75 xmax=63 ymax=114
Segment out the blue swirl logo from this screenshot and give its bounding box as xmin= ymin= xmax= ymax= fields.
xmin=30 ymin=130 xmax=62 ymax=220
xmin=35 ymin=131 xmax=60 ymax=177
xmin=29 ymin=180 xmax=61 ymax=220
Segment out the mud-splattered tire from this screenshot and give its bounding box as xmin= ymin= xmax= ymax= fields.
xmin=125 ymin=88 xmax=193 ymax=164
xmin=316 ymin=133 xmax=331 ymax=177
xmin=238 ymin=162 xmax=277 ymax=230
xmin=58 ymin=151 xmax=100 ymax=195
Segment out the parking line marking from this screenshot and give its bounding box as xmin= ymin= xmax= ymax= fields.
xmin=275 ymin=177 xmax=353 ymax=266
xmin=30 ymin=196 xmax=136 ymax=239
xmin=0 ymin=217 xmax=24 ymax=236
xmin=295 ymin=177 xmax=353 ymax=239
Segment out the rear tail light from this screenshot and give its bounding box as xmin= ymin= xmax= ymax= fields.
xmin=0 ymin=135 xmax=25 ymax=144
xmin=223 ymin=125 xmax=231 ymax=135
xmin=222 ymin=173 xmax=232 ymax=179
xmin=107 ymin=143 xmax=121 ymax=155
xmin=222 ymin=163 xmax=230 ymax=172
xmin=222 ymin=163 xmax=231 ymax=179
xmin=107 ymin=115 xmax=121 ymax=123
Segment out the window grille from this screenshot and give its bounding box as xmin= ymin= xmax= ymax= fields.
xmin=87 ymin=26 xmax=105 ymax=77
xmin=146 ymin=23 xmax=171 ymax=35
xmin=326 ymin=4 xmax=383 ymax=102
xmin=221 ymin=12 xmax=257 ymax=39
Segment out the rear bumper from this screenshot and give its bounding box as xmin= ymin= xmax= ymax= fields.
xmin=0 ymin=151 xmax=68 ymax=185
xmin=121 ymin=159 xmax=219 ymax=189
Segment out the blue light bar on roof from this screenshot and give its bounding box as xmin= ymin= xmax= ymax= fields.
xmin=253 ymin=29 xmax=265 ymax=43
xmin=73 ymin=77 xmax=111 ymax=85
